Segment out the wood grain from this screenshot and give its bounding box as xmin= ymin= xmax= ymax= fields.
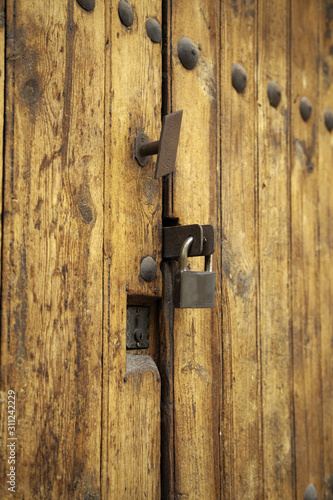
xmin=168 ymin=1 xmax=221 ymax=497
xmin=291 ymin=0 xmax=325 ymax=497
xmin=0 ymin=0 xmax=104 ymax=497
xmin=220 ymin=1 xmax=261 ymax=497
xmin=102 ymin=0 xmax=162 ymax=497
xmin=0 ymin=0 xmax=4 ymax=288
xmin=319 ymin=1 xmax=333 ymax=496
xmin=257 ymin=0 xmax=294 ymax=497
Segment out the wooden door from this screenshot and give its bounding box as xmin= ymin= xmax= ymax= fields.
xmin=0 ymin=1 xmax=332 ymax=499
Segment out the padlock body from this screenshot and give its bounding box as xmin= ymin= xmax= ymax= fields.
xmin=174 ymin=270 xmax=215 ymax=308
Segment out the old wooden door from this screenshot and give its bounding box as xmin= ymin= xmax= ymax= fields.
xmin=1 ymin=0 xmax=333 ymax=498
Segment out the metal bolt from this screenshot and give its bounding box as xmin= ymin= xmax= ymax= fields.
xmin=324 ymin=108 xmax=333 ymax=132
xmin=232 ymin=64 xmax=247 ymax=93
xmin=304 ymin=484 xmax=317 ymax=500
xmin=76 ymin=0 xmax=95 ymax=11
xmin=146 ymin=18 xmax=162 ymax=43
xmin=118 ymin=0 xmax=134 ymax=28
xmin=134 ymin=328 xmax=143 ymax=342
xmin=178 ymin=37 xmax=199 ymax=70
xmin=140 ymin=256 xmax=157 ymax=282
xmin=300 ymin=96 xmax=312 ymax=122
xmin=267 ymin=81 xmax=282 ymax=108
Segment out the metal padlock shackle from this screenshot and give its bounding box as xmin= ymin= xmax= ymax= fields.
xmin=179 ymin=236 xmax=213 ymax=272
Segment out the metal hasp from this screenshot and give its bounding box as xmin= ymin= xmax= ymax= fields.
xmin=126 ymin=306 xmax=150 ymax=349
xmin=174 ymin=236 xmax=215 ymax=309
xmin=163 ymin=224 xmax=216 ymax=260
xmin=134 ymin=110 xmax=183 ymax=178
xmin=163 ymin=223 xmax=216 ymax=308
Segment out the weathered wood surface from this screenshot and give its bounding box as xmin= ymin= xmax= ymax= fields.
xmin=291 ymin=1 xmax=326 ymax=498
xmin=102 ymin=0 xmax=162 ymax=497
xmin=220 ymin=1 xmax=261 ymax=497
xmin=0 ymin=0 xmax=4 ymax=288
xmin=319 ymin=2 xmax=333 ymax=497
xmin=257 ymin=0 xmax=294 ymax=497
xmin=0 ymin=0 xmax=332 ymax=498
xmin=168 ymin=1 xmax=221 ymax=498
xmin=0 ymin=0 xmax=105 ymax=497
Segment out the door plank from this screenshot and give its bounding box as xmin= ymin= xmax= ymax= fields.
xmin=102 ymin=1 xmax=162 ymax=497
xmin=319 ymin=1 xmax=333 ymax=496
xmin=257 ymin=0 xmax=294 ymax=497
xmin=166 ymin=0 xmax=221 ymax=498
xmin=291 ymin=0 xmax=325 ymax=497
xmin=166 ymin=1 xmax=221 ymax=498
xmin=220 ymin=2 xmax=261 ymax=497
xmin=0 ymin=0 xmax=104 ymax=497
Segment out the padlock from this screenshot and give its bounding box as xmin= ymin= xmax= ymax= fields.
xmin=174 ymin=236 xmax=215 ymax=308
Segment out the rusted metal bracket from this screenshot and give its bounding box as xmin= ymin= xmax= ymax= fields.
xmin=134 ymin=110 xmax=183 ymax=178
xmin=162 ymin=224 xmax=216 ymax=260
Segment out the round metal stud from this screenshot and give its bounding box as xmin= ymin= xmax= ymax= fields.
xmin=178 ymin=37 xmax=199 ymax=70
xmin=324 ymin=108 xmax=333 ymax=132
xmin=300 ymin=96 xmax=312 ymax=122
xmin=76 ymin=0 xmax=95 ymax=11
xmin=304 ymin=484 xmax=317 ymax=500
xmin=267 ymin=80 xmax=282 ymax=108
xmin=146 ymin=18 xmax=162 ymax=43
xmin=232 ymin=63 xmax=247 ymax=93
xmin=118 ymin=0 xmax=134 ymax=28
xmin=140 ymin=256 xmax=157 ymax=282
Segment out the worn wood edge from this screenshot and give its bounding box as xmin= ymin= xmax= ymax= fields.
xmin=159 ymin=261 xmax=175 ymax=498
xmin=126 ymin=353 xmax=160 ymax=377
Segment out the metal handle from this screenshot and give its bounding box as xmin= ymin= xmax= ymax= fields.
xmin=134 ymin=110 xmax=183 ymax=178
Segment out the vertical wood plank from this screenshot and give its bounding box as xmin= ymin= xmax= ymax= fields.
xmin=291 ymin=0 xmax=325 ymax=497
xmin=220 ymin=2 xmax=261 ymax=498
xmin=0 ymin=0 xmax=104 ymax=497
xmin=102 ymin=1 xmax=162 ymax=497
xmin=168 ymin=1 xmax=221 ymax=497
xmin=319 ymin=1 xmax=333 ymax=496
xmin=0 ymin=0 xmax=4 ymax=287
xmin=257 ymin=0 xmax=294 ymax=497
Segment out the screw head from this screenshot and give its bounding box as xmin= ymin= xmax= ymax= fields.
xmin=118 ymin=0 xmax=134 ymax=28
xmin=146 ymin=18 xmax=162 ymax=43
xmin=232 ymin=63 xmax=247 ymax=93
xmin=140 ymin=256 xmax=157 ymax=282
xmin=178 ymin=37 xmax=199 ymax=70
xmin=300 ymin=96 xmax=312 ymax=122
xmin=267 ymin=80 xmax=282 ymax=108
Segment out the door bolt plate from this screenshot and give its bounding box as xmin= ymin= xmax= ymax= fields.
xmin=126 ymin=306 xmax=150 ymax=349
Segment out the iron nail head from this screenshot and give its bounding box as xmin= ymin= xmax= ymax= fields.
xmin=146 ymin=18 xmax=162 ymax=43
xmin=267 ymin=80 xmax=282 ymax=108
xmin=178 ymin=37 xmax=199 ymax=70
xmin=300 ymin=96 xmax=312 ymax=122
xmin=232 ymin=63 xmax=247 ymax=93
xmin=118 ymin=0 xmax=134 ymax=28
